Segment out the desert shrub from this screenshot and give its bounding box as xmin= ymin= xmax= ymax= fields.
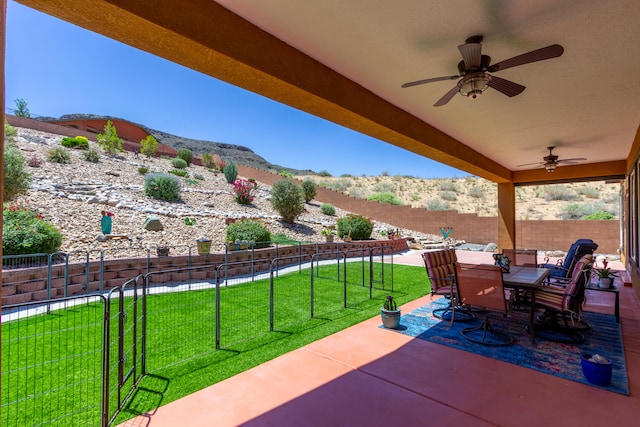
xmin=224 ymin=161 xmax=238 ymax=184
xmin=96 ymin=120 xmax=124 ymax=155
xmin=140 ymin=135 xmax=159 ymax=158
xmin=321 ymin=203 xmax=336 ymax=216
xmin=380 ymin=170 xmax=389 ymax=176
xmin=270 ymin=178 xmax=304 ymax=223
xmin=585 ymin=211 xmax=615 ymax=220
xmin=337 ymin=214 xmax=373 ymax=240
xmin=177 ymin=148 xmax=193 ymax=166
xmin=340 ymin=173 xmax=354 ymax=178
xmin=545 ymin=185 xmax=579 ymax=201
xmin=348 ymin=187 xmax=368 ymax=198
xmin=301 ymin=179 xmax=317 ymax=202
xmin=440 ymin=190 xmax=457 ymax=201
xmin=61 ymin=136 xmax=89 ymax=149
xmin=4 ymin=144 xmax=32 ymax=201
xmin=367 ymin=192 xmax=403 ymax=205
xmin=317 ymin=169 xmax=332 ymax=177
xmin=323 ymin=179 xmax=351 ymax=192
xmin=233 ymin=178 xmax=256 ymax=205
xmin=83 ymin=149 xmax=100 ymax=163
xmin=138 ymin=166 xmax=149 ymax=175
xmin=279 ymin=170 xmax=293 ymax=178
xmin=3 ymin=206 xmax=63 ymax=255
xmin=425 ymin=199 xmax=449 ymax=211
xmin=576 ymin=186 xmax=600 ymax=199
xmin=201 ymin=153 xmax=215 ymax=169
xmin=438 ymin=180 xmax=459 ymax=192
xmin=560 ymin=202 xmax=610 ymax=219
xmin=226 ymin=219 xmax=271 ymax=248
xmin=194 ymin=173 xmax=205 ymax=181
xmin=410 ymin=193 xmax=421 ymax=201
xmin=372 ymin=181 xmax=396 ymax=193
xmin=47 ymin=147 xmax=72 ymax=164
xmin=171 ymin=157 xmax=188 ymax=169
xmin=184 ymin=179 xmax=199 ymax=186
xmin=215 ymin=158 xmax=226 ymax=172
xmin=168 ymin=169 xmax=188 ymax=177
xmin=270 ymin=233 xmax=299 ymax=245
xmin=468 ymin=185 xmax=485 ymax=198
xmin=28 ymin=155 xmax=44 ymax=168
xmin=144 ymin=172 xmax=181 ymax=202
xmin=4 ymin=122 xmax=18 ymax=138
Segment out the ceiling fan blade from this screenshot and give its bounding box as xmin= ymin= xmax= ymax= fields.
xmin=516 ymin=161 xmax=545 ymax=167
xmin=401 ymin=75 xmax=459 ymax=88
xmin=488 ymin=76 xmax=526 ymax=97
xmin=488 ymin=44 xmax=564 ymax=72
xmin=558 ymin=157 xmax=587 ymax=163
xmin=433 ymin=86 xmax=460 ymax=107
xmin=458 ymin=42 xmax=482 ymax=69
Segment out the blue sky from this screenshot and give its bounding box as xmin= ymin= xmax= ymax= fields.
xmin=4 ymin=1 xmax=467 ymax=178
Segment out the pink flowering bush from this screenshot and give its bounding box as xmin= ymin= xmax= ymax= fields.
xmin=233 ymin=179 xmax=256 ymax=205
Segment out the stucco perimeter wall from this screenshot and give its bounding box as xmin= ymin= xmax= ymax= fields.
xmin=237 ymin=165 xmax=620 ymax=254
xmin=6 ymin=115 xmax=178 ymax=157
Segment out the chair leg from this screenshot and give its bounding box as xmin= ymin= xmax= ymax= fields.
xmin=532 ymin=311 xmax=585 ymax=343
xmin=461 ymin=318 xmax=514 ymax=346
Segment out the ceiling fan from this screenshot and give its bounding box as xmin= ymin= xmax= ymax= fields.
xmin=517 ymin=146 xmax=587 ymax=172
xmin=401 ymin=35 xmax=564 ymax=106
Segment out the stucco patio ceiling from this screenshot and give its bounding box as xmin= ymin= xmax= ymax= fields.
xmin=14 ymin=0 xmax=638 ymax=183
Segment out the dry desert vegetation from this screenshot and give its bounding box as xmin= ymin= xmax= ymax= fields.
xmin=299 ymin=173 xmax=621 ymax=221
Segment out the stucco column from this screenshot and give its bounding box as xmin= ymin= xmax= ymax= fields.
xmin=1 ymin=0 xmax=6 ymax=390
xmin=497 ymin=182 xmax=516 ymax=250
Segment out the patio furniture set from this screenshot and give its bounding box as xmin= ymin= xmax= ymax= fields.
xmin=421 ymin=238 xmax=617 ymax=346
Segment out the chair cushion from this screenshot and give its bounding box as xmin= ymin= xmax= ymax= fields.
xmin=422 ymin=249 xmax=457 ymax=293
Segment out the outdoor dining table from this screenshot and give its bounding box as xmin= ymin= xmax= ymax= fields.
xmin=502 ymin=265 xmax=551 ymax=344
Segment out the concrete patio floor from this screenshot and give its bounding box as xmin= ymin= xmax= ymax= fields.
xmin=120 ymin=250 xmax=640 ymax=427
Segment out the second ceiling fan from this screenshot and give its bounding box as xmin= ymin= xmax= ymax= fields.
xmin=517 ymin=147 xmax=587 ymax=172
xmin=401 ymin=35 xmax=564 ymax=106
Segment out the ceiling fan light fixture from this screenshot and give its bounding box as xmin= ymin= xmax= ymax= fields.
xmin=545 ymin=162 xmax=557 ymax=172
xmin=457 ymin=72 xmax=491 ymax=99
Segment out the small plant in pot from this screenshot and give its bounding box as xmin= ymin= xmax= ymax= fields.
xmin=595 ymin=267 xmax=617 ymax=289
xmin=321 ymin=226 xmax=336 ymax=242
xmin=156 ymin=242 xmax=170 ymax=257
xmin=381 ymin=295 xmax=401 ymax=329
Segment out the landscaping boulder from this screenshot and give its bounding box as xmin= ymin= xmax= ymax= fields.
xmin=144 ymin=215 xmax=164 ymax=231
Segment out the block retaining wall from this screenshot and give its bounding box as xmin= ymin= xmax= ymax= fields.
xmin=2 ymin=239 xmax=407 ymax=306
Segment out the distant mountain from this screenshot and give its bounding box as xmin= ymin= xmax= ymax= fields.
xmin=46 ymin=113 xmax=313 ymax=175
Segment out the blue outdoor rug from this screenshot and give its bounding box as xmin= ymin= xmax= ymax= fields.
xmin=383 ymin=299 xmax=629 ymax=395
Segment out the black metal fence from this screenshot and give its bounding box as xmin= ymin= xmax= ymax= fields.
xmin=1 ymin=246 xmax=394 ymax=426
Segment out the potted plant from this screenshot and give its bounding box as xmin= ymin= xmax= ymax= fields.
xmin=156 ymin=243 xmax=170 ymax=257
xmin=380 ymin=295 xmax=401 ymax=329
xmin=321 ymin=226 xmax=336 ymax=242
xmin=595 ymin=267 xmax=618 ymax=288
xmin=196 ymin=238 xmax=213 ymax=255
xmin=185 ymin=217 xmax=212 ymax=255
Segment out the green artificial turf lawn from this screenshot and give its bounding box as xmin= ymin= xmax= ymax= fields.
xmin=2 ymin=263 xmax=429 ymax=426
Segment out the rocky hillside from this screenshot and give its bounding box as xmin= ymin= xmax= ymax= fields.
xmin=7 ymin=127 xmax=421 ymax=256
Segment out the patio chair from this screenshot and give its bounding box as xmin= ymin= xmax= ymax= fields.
xmin=502 ymin=249 xmax=538 ymax=267
xmin=540 ymin=239 xmax=598 ymax=279
xmin=455 ymin=264 xmax=514 ymax=346
xmin=421 ymin=249 xmax=473 ymax=323
xmin=533 ymin=254 xmax=594 ymax=343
